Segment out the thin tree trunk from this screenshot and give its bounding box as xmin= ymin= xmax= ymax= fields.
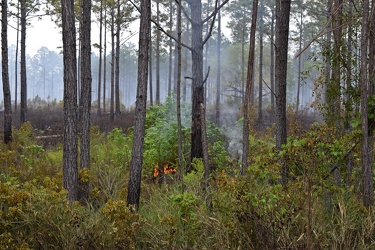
xmin=177 ymin=0 xmax=183 ymax=181
xmin=156 ymin=0 xmax=161 ymax=104
xmin=149 ymin=29 xmax=153 ymax=106
xmin=110 ymin=7 xmax=115 ymax=121
xmin=200 ymin=103 xmax=211 ymax=208
xmin=242 ymin=0 xmax=258 ymax=174
xmin=270 ymin=7 xmax=275 ymax=113
xmin=14 ymin=1 xmax=19 ymax=113
xmin=97 ymin=0 xmax=103 ymax=116
xmin=258 ymin=2 xmax=264 ymax=128
xmin=168 ymin=0 xmax=173 ymax=94
xmin=103 ymin=9 xmax=107 ymax=113
xmin=115 ymin=0 xmax=121 ymax=115
xmin=127 ymin=0 xmax=150 ymax=211
xmin=20 ymin=0 xmax=26 ymax=124
xmin=215 ymin=0 xmax=221 ymax=126
xmin=296 ymin=10 xmax=302 ymax=113
xmin=2 ymin=0 xmax=12 ymax=143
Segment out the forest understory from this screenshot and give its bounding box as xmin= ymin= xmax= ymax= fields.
xmin=0 ymin=102 xmax=374 ymax=249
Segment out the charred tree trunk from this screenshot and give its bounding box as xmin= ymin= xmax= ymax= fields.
xmin=215 ymin=0 xmax=221 ymax=126
xmin=258 ymin=2 xmax=264 ymax=128
xmin=156 ymin=0 xmax=161 ymax=104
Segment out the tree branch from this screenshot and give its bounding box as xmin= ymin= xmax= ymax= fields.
xmin=129 ymin=0 xmax=192 ymax=51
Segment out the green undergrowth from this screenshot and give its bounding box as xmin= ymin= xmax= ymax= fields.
xmin=1 ymin=108 xmax=375 ymax=249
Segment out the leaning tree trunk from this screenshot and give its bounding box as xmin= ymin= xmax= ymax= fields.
xmin=127 ymin=0 xmax=150 ymax=211
xmin=241 ymin=0 xmax=258 ymax=174
xmin=61 ymin=0 xmax=79 ymax=202
xmin=2 ymin=0 xmax=12 ymax=144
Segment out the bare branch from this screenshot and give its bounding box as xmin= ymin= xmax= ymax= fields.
xmin=175 ymin=0 xmax=192 ymax=23
xmin=129 ymin=0 xmax=192 ymax=51
xmin=202 ymin=0 xmax=229 ymax=24
xmin=201 ymin=66 xmax=210 ymax=87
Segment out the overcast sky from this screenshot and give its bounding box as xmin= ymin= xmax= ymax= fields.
xmin=7 ymin=10 xmax=230 ymax=56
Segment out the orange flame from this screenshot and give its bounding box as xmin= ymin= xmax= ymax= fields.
xmin=163 ymin=164 xmax=177 ymax=174
xmin=153 ymin=167 xmax=159 ymax=177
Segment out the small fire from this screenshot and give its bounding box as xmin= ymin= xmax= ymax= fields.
xmin=163 ymin=164 xmax=177 ymax=174
xmin=153 ymin=163 xmax=177 ymax=177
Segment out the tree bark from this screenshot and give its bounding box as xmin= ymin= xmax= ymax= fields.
xmin=257 ymin=2 xmax=264 ymax=128
xmin=270 ymin=6 xmax=275 ymax=113
xmin=241 ymin=0 xmax=258 ymax=174
xmin=127 ymin=0 xmax=150 ymax=210
xmin=156 ymin=0 xmax=161 ymax=104
xmin=79 ymin=0 xmax=92 ymax=203
xmin=215 ymin=0 xmax=221 ymax=126
xmin=2 ymin=0 xmax=12 ymax=144
xmin=361 ymin=0 xmax=373 ymax=207
xmin=20 ymin=0 xmax=27 ymax=124
xmin=97 ymin=0 xmax=103 ymax=116
xmin=275 ymin=0 xmax=291 ymax=185
xmin=115 ymin=0 xmax=121 ymax=115
xmin=110 ymin=6 xmax=115 ymax=121
xmin=61 ymin=0 xmax=79 ymax=202
xmin=187 ymin=0 xmax=204 ymax=166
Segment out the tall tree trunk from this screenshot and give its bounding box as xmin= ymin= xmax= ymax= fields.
xmin=258 ymin=2 xmax=264 ymax=128
xmin=241 ymin=0 xmax=258 ymax=174
xmin=61 ymin=0 xmax=78 ymax=202
xmin=177 ymin=0 xmax=183 ymax=179
xmin=115 ymin=0 xmax=121 ymax=115
xmin=156 ymin=0 xmax=161 ymax=104
xmin=110 ymin=7 xmax=115 ymax=121
xmin=97 ymin=0 xmax=103 ymax=116
xmin=215 ymin=0 xmax=221 ymax=126
xmin=327 ymin=0 xmax=342 ymax=127
xmin=324 ymin=0 xmax=332 ymax=105
xmin=168 ymin=0 xmax=173 ymax=94
xmin=187 ymin=0 xmax=205 ymax=167
xmin=275 ymin=0 xmax=291 ymax=185
xmin=103 ymin=9 xmax=107 ymax=113
xmin=79 ymin=0 xmax=92 ymax=203
xmin=361 ymin=0 xmax=373 ymax=207
xmin=2 ymin=0 xmax=12 ymax=143
xmin=127 ymin=0 xmax=150 ymax=211
xmin=200 ymin=103 xmax=211 ymax=208
xmin=14 ymin=1 xmax=19 ymax=113
xmin=20 ymin=0 xmax=26 ymax=124
xmin=149 ymin=29 xmax=153 ymax=106
xmin=270 ymin=6 xmax=275 ymax=113
xmin=296 ymin=9 xmax=303 ymax=113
